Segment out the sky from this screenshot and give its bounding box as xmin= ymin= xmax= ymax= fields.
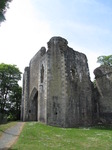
xmin=0 ymin=0 xmax=112 ymax=84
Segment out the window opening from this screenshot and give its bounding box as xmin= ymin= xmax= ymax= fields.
xmin=41 ymin=64 xmax=44 ymax=83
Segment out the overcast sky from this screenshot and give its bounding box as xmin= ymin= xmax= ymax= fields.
xmin=0 ymin=0 xmax=112 ymax=84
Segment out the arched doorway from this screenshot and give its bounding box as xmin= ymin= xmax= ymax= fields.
xmin=29 ymin=87 xmax=38 ymax=121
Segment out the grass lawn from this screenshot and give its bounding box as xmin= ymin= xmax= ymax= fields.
xmin=0 ymin=122 xmax=18 ymax=137
xmin=11 ymin=122 xmax=112 ymax=150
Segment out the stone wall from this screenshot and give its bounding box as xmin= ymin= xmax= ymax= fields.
xmin=22 ymin=36 xmax=112 ymax=127
xmin=38 ymin=48 xmax=47 ymax=123
xmin=28 ymin=47 xmax=47 ymax=122
xmin=21 ymin=67 xmax=30 ymax=121
xmin=46 ymin=37 xmax=93 ymax=127
xmin=22 ymin=36 xmax=93 ymax=127
xmin=46 ymin=37 xmax=68 ymax=127
xmin=94 ymin=65 xmax=112 ymax=124
xmin=65 ymin=48 xmax=93 ymax=127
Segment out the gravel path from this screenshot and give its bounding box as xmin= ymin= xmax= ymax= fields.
xmin=0 ymin=122 xmax=25 ymax=150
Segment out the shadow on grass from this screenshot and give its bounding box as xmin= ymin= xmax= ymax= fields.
xmin=91 ymin=124 xmax=112 ymax=130
xmin=0 ymin=148 xmax=17 ymax=150
xmin=8 ymin=148 xmax=18 ymax=150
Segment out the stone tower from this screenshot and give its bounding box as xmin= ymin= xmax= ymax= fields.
xmin=94 ymin=65 xmax=112 ymax=124
xmin=21 ymin=36 xmax=93 ymax=127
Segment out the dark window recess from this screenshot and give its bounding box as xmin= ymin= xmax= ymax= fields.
xmin=53 ymin=96 xmax=58 ymax=115
xmin=70 ymin=69 xmax=75 ymax=79
xmin=41 ymin=64 xmax=44 ymax=83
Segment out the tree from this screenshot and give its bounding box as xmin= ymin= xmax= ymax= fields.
xmin=0 ymin=63 xmax=22 ymax=120
xmin=97 ymin=55 xmax=112 ymax=66
xmin=8 ymin=85 xmax=22 ymax=120
xmin=0 ymin=0 xmax=12 ymax=23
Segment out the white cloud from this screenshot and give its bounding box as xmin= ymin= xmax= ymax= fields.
xmin=0 ymin=0 xmax=52 ymax=75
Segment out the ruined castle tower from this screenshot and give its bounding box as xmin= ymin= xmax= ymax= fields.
xmin=21 ymin=36 xmax=93 ymax=127
xmin=94 ymin=65 xmax=112 ymax=124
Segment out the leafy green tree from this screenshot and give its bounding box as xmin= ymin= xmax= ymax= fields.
xmin=97 ymin=55 xmax=112 ymax=66
xmin=8 ymin=85 xmax=22 ymax=120
xmin=0 ymin=63 xmax=21 ymax=120
xmin=0 ymin=0 xmax=12 ymax=23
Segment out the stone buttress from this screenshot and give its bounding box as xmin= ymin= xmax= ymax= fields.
xmin=46 ymin=37 xmax=93 ymax=127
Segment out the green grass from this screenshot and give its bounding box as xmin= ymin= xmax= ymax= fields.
xmin=11 ymin=122 xmax=112 ymax=150
xmin=0 ymin=122 xmax=18 ymax=137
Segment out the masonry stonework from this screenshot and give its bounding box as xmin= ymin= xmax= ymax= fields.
xmin=94 ymin=65 xmax=112 ymax=124
xmin=21 ymin=36 xmax=112 ymax=127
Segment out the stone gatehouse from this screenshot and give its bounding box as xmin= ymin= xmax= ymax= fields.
xmin=21 ymin=36 xmax=112 ymax=127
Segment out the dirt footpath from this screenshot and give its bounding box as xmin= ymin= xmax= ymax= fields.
xmin=0 ymin=122 xmax=25 ymax=150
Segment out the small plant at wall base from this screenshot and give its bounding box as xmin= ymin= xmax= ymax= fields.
xmin=0 ymin=63 xmax=22 ymax=123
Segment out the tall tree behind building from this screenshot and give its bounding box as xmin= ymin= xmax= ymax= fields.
xmin=97 ymin=55 xmax=112 ymax=66
xmin=0 ymin=0 xmax=12 ymax=23
xmin=0 ymin=63 xmax=22 ymax=120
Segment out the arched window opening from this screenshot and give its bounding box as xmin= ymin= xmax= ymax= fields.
xmin=70 ymin=68 xmax=75 ymax=80
xmin=41 ymin=64 xmax=44 ymax=83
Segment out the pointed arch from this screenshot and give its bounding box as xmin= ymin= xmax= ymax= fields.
xmin=29 ymin=87 xmax=38 ymax=121
xmin=30 ymin=87 xmax=38 ymax=101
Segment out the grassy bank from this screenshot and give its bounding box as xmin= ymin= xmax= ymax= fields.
xmin=0 ymin=122 xmax=17 ymax=137
xmin=11 ymin=122 xmax=112 ymax=150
